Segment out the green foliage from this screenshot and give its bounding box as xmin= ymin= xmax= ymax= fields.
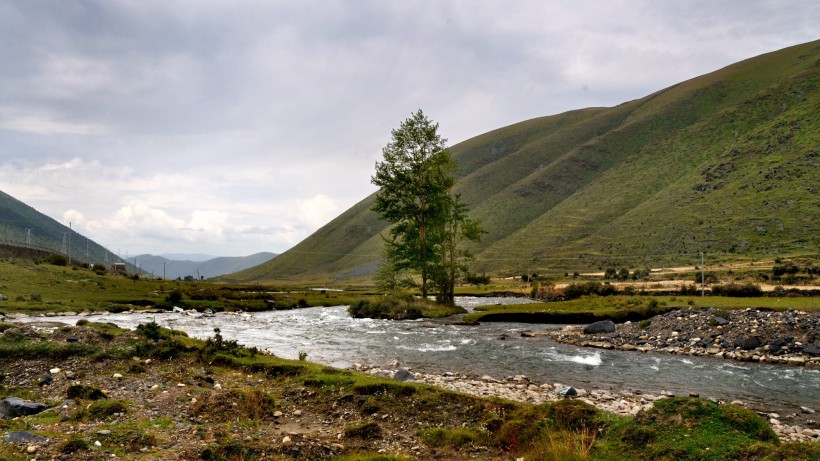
xmin=711 ymin=282 xmax=763 ymax=297
xmin=419 ymin=427 xmax=477 ymax=449
xmin=371 ymin=109 xmax=483 ymax=303
xmin=611 ymin=397 xmax=779 ymax=460
xmin=60 ymin=435 xmax=90 ymax=454
xmin=343 ymin=421 xmax=382 ymax=439
xmin=67 ymin=384 xmax=107 ymax=400
xmin=349 ymin=296 xmax=424 ymax=320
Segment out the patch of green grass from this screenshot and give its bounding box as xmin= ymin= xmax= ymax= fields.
xmin=466 ymin=295 xmax=820 ymax=323
xmin=605 ymin=397 xmax=778 ymax=461
xmin=419 ymin=427 xmax=478 ymax=449
xmin=344 ymin=421 xmax=382 ymax=440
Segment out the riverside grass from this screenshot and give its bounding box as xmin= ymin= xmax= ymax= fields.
xmin=464 ymin=295 xmax=820 ymax=323
xmin=2 ymin=322 xmax=818 ymax=460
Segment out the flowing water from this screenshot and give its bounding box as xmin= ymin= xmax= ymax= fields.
xmin=14 ymin=297 xmax=820 ymax=419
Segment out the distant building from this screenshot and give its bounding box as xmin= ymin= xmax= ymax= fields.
xmin=111 ymin=262 xmax=127 ymax=274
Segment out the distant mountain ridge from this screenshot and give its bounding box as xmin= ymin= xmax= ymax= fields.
xmin=221 ymin=40 xmax=820 ymax=284
xmin=132 ymin=253 xmax=277 ymax=280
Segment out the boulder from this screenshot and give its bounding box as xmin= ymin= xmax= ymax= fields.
xmin=4 ymin=431 xmax=48 ymax=444
xmin=555 ymin=386 xmax=577 ymax=397
xmin=393 ymin=369 xmax=414 ymax=382
xmin=803 ymin=345 xmax=820 ymax=357
xmin=0 ymin=397 xmax=48 ymax=418
xmin=583 ymin=320 xmax=616 ymax=334
xmin=734 ymin=336 xmax=761 ymax=351
xmin=713 ymin=316 xmax=729 ymax=326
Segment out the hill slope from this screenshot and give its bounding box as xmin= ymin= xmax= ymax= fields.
xmin=133 ymin=252 xmax=277 ymax=280
xmin=225 ymin=40 xmax=820 ymax=283
xmin=0 ymin=189 xmax=120 ymax=266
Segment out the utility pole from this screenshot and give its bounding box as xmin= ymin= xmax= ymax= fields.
xmin=26 ymin=229 xmax=31 ymax=247
xmin=701 ymin=252 xmax=705 ymax=297
xmin=68 ymin=222 xmax=72 ymax=265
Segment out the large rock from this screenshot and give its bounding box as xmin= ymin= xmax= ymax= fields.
xmin=803 ymin=345 xmax=820 ymax=357
xmin=4 ymin=431 xmax=48 ymax=444
xmin=0 ymin=397 xmax=48 ymax=418
xmin=583 ymin=320 xmax=616 ymax=334
xmin=393 ymin=369 xmax=414 ymax=382
xmin=734 ymin=336 xmax=761 ymax=351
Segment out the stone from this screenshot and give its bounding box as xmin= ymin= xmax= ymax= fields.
xmin=803 ymin=345 xmax=820 ymax=357
xmin=0 ymin=397 xmax=48 ymax=418
xmin=393 ymin=369 xmax=414 ymax=382
xmin=39 ymin=370 xmax=52 ymax=386
xmin=583 ymin=320 xmax=616 ymax=334
xmin=800 ymin=406 xmax=815 ymax=414
xmin=4 ymin=431 xmax=48 ymax=444
xmin=555 ymin=386 xmax=577 ymax=397
xmin=734 ymin=336 xmax=761 ymax=351
xmin=66 ymin=335 xmax=80 ymax=343
xmin=713 ymin=316 xmax=729 ymax=326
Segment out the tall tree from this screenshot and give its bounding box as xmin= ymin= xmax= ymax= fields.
xmin=371 ymin=110 xmax=482 ymax=303
xmin=371 ymin=109 xmax=454 ymax=299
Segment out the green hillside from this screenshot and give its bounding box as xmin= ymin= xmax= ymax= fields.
xmin=0 ymin=189 xmax=120 ymax=266
xmin=224 ymin=40 xmax=820 ymax=283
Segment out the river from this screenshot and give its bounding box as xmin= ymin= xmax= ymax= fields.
xmin=13 ymin=297 xmax=820 ymax=419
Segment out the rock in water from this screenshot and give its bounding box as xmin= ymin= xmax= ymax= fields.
xmin=583 ymin=320 xmax=616 ymax=334
xmin=0 ymin=397 xmax=48 ymax=418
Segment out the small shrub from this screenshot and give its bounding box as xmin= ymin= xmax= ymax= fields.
xmin=67 ymin=384 xmax=107 ymax=400
xmin=419 ymin=427 xmax=475 ymax=449
xmin=344 ymin=421 xmax=382 ymax=439
xmin=60 ymin=435 xmax=89 ymax=454
xmin=638 ymin=319 xmax=651 ymax=329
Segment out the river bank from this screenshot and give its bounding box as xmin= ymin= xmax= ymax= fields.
xmin=359 ymin=365 xmax=820 ymax=443
xmin=545 ymin=307 xmax=820 ymax=367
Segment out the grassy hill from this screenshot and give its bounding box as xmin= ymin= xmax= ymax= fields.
xmin=223 ymin=40 xmax=820 ymax=284
xmin=0 ymin=190 xmax=120 ymax=267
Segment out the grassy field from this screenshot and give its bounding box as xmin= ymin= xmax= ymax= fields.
xmin=0 ymin=258 xmax=375 ymax=315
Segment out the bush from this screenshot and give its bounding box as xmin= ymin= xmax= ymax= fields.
xmin=711 ymin=283 xmax=763 ymax=297
xmin=47 ymin=254 xmax=68 ymax=266
xmin=344 ymin=421 xmax=382 ymax=439
xmin=562 ymin=282 xmax=619 ymax=300
xmin=349 ymin=295 xmax=426 ymax=320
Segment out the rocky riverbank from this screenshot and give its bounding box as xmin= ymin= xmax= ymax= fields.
xmin=548 ymin=307 xmax=820 ymax=368
xmin=359 ymin=365 xmax=820 ymax=443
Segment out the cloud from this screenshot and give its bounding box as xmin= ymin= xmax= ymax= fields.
xmin=0 ymin=0 xmax=818 ymax=256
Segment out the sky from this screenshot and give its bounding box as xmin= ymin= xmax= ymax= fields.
xmin=0 ymin=1 xmax=818 ymax=257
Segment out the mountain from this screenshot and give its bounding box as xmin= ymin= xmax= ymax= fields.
xmin=222 ymin=40 xmax=820 ymax=284
xmin=132 ymin=253 xmax=277 ymax=280
xmin=0 ymin=189 xmax=122 ymax=266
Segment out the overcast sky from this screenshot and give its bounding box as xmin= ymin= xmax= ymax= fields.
xmin=0 ymin=1 xmax=817 ymax=257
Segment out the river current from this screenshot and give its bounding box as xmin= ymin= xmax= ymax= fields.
xmin=14 ymin=297 xmax=819 ymax=418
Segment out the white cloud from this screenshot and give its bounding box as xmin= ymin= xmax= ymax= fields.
xmin=0 ymin=0 xmax=818 ymax=256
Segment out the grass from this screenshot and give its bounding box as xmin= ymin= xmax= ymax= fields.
xmin=465 ymin=294 xmax=820 ymax=323
xmin=0 ymin=258 xmax=378 ymax=315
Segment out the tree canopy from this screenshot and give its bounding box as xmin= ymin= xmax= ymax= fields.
xmin=371 ymin=109 xmax=482 ymax=304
